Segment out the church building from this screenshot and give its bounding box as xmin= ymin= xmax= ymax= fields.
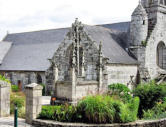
xmin=0 ymin=0 xmax=165 ymax=101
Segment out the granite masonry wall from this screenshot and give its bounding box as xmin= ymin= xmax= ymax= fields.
xmin=55 ymin=81 xmax=98 ymax=101
xmin=25 ymin=83 xmax=43 ymax=124
xmin=0 ymin=80 xmax=10 ymax=117
xmin=107 ymin=64 xmax=138 ymax=89
xmin=32 ymin=118 xmax=166 ymax=127
xmin=0 ymin=71 xmax=46 ymax=90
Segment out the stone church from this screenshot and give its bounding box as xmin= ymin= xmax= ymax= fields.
xmin=0 ymin=0 xmax=165 ymax=101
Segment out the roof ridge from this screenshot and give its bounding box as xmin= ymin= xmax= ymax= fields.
xmin=7 ymin=27 xmax=70 ymax=36
xmin=6 ymin=21 xmax=130 ymax=36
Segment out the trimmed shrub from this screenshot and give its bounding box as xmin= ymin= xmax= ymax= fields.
xmin=108 ymin=83 xmax=132 ymax=103
xmin=133 ymin=81 xmax=166 ymax=117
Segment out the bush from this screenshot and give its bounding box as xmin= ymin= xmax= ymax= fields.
xmin=39 ymin=95 xmax=139 ymax=124
xmin=39 ymin=105 xmax=76 ymax=122
xmin=120 ymin=97 xmax=140 ymax=123
xmin=11 ymin=85 xmax=19 ymax=92
xmin=108 ymin=83 xmax=132 ymax=103
xmin=39 ymin=105 xmax=58 ymax=120
xmin=76 ymin=95 xmax=115 ymax=123
xmin=0 ymin=75 xmax=10 ymax=83
xmin=10 ymin=92 xmax=25 ymax=118
xmin=143 ymin=102 xmax=166 ymax=120
xmin=133 ymin=81 xmax=166 ymax=118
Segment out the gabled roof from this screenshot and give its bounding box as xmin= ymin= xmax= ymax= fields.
xmin=0 ymin=22 xmax=137 ymax=71
xmin=0 ymin=28 xmax=69 ymax=71
xmin=0 ymin=41 xmax=12 ymax=65
xmin=99 ymin=22 xmax=130 ymax=32
xmin=84 ymin=25 xmax=137 ymax=64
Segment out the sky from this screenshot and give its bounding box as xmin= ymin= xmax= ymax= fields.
xmin=0 ymin=0 xmax=139 ymax=40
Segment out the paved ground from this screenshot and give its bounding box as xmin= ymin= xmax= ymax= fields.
xmin=0 ymin=96 xmax=51 ymax=127
xmin=0 ymin=117 xmax=33 ymax=127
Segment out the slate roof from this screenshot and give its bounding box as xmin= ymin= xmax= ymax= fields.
xmin=99 ymin=22 xmax=130 ymax=32
xmin=84 ymin=25 xmax=137 ymax=64
xmin=0 ymin=22 xmax=137 ymax=71
xmin=0 ymin=28 xmax=69 ymax=71
xmin=0 ymin=41 xmax=12 ymax=65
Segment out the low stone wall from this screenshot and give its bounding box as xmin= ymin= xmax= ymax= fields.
xmin=32 ymin=118 xmax=166 ymax=127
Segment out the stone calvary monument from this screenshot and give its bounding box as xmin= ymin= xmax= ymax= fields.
xmin=0 ymin=0 xmax=166 ymax=102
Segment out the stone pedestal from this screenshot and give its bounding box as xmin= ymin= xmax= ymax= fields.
xmin=25 ymin=83 xmax=43 ymax=124
xmin=0 ymin=80 xmax=11 ymax=117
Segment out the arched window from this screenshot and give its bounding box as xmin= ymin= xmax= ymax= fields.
xmin=37 ymin=74 xmax=42 ymax=84
xmin=157 ymin=42 xmax=166 ymax=69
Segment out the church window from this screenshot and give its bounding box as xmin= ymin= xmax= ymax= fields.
xmin=157 ymin=42 xmax=166 ymax=69
xmin=37 ymin=74 xmax=42 ymax=84
xmin=143 ymin=20 xmax=145 ymax=25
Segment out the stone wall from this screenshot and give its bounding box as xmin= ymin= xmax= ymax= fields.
xmin=145 ymin=23 xmax=166 ymax=79
xmin=32 ymin=118 xmax=166 ymax=127
xmin=0 ymin=71 xmax=46 ymax=90
xmin=0 ymin=80 xmax=10 ymax=117
xmin=25 ymin=83 xmax=43 ymax=124
xmin=55 ymin=81 xmax=72 ymax=100
xmin=55 ymin=81 xmax=98 ymax=101
xmin=107 ymin=64 xmax=138 ymax=89
xmin=76 ymin=81 xmax=98 ymax=99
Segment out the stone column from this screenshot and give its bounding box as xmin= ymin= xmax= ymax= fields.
xmin=53 ymin=65 xmax=58 ymax=95
xmin=0 ymin=80 xmax=10 ymax=117
xmin=71 ymin=41 xmax=77 ymax=102
xmin=71 ymin=67 xmax=76 ymax=102
xmin=25 ymin=83 xmax=43 ymax=124
xmin=98 ymin=41 xmax=103 ymax=92
xmin=81 ymin=49 xmax=85 ymax=77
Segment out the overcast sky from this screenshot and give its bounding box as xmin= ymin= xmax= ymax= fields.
xmin=0 ymin=0 xmax=139 ymax=40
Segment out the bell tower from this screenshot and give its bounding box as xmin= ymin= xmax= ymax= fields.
xmin=141 ymin=0 xmax=166 ymax=37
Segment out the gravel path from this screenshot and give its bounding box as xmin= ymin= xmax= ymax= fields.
xmin=0 ymin=117 xmax=33 ymax=127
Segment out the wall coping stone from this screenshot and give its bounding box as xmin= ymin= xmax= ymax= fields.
xmin=25 ymin=83 xmax=43 ymax=90
xmin=32 ymin=118 xmax=166 ymax=127
xmin=0 ymin=80 xmax=10 ymax=88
